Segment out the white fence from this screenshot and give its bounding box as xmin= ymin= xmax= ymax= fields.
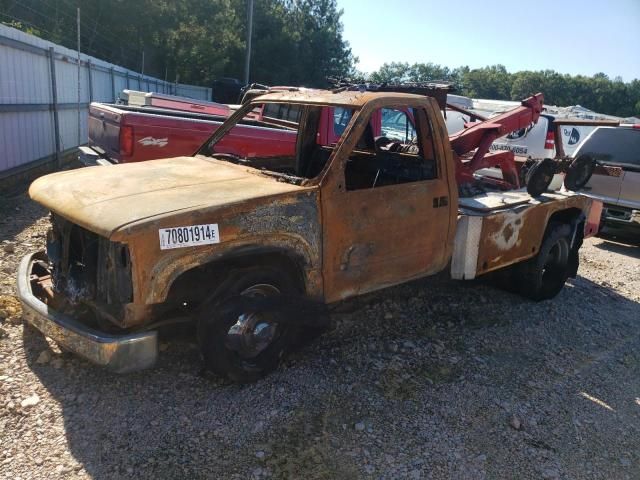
xmin=0 ymin=24 xmax=212 ymax=178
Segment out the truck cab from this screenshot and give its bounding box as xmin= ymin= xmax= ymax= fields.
xmin=18 ymin=90 xmax=597 ymax=382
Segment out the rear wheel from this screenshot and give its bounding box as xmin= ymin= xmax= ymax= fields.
xmin=197 ymin=266 xmax=299 ymax=383
xmin=516 ymin=223 xmax=573 ymax=301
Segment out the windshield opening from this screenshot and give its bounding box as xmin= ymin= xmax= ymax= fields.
xmin=200 ymin=101 xmax=357 ymax=184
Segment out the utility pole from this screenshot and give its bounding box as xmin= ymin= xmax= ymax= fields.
xmin=243 ymin=0 xmax=254 ymax=85
xmin=76 ymin=7 xmax=81 ymax=146
xmin=141 ymin=49 xmax=145 ymax=77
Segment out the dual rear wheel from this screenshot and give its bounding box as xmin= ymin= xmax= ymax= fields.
xmin=493 ymin=222 xmax=577 ymax=301
xmin=517 ymin=223 xmax=573 ymax=300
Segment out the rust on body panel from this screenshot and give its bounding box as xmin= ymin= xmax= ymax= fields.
xmin=321 ymin=181 xmax=452 ymax=301
xmin=122 ymin=189 xmax=323 ymax=326
xmin=475 ymin=193 xmax=592 ymax=275
xmin=29 ymin=155 xmax=323 ymax=328
xmin=319 ymin=95 xmax=458 ymax=302
xmin=28 ymin=156 xmax=306 ymax=240
xmin=255 ymin=90 xmax=426 ymax=108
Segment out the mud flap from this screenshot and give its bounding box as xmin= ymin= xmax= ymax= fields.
xmin=567 ymin=221 xmax=584 ymax=278
xmin=567 ymin=217 xmax=585 ymax=278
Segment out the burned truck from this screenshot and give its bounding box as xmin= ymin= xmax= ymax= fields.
xmin=18 ymin=88 xmax=600 ymax=382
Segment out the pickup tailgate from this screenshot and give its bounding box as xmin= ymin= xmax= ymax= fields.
xmin=88 ymin=103 xmax=122 ymax=160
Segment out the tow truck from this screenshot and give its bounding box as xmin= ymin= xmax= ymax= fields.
xmin=18 ymin=87 xmax=601 ymax=382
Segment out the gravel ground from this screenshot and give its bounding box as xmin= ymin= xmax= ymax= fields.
xmin=1 ymin=192 xmax=639 ymax=480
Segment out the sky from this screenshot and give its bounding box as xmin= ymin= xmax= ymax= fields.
xmin=336 ymin=0 xmax=640 ymax=81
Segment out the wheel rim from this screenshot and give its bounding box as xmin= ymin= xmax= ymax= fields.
xmin=541 ymin=238 xmax=569 ymax=280
xmin=225 ymin=283 xmax=281 ymax=359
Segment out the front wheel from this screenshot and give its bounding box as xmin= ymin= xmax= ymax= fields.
xmin=197 ymin=266 xmax=299 ymax=383
xmin=516 ymin=223 xmax=573 ymax=301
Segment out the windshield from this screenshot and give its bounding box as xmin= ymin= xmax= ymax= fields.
xmin=201 ymin=101 xmax=357 ymax=183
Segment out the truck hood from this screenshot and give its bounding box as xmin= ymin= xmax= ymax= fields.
xmin=29 ymin=156 xmax=304 ymax=238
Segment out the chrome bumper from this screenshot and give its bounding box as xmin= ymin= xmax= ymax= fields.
xmin=78 ymin=146 xmax=115 ymax=167
xmin=17 ymin=252 xmax=157 ymax=373
xmin=603 ymin=206 xmax=640 ymax=227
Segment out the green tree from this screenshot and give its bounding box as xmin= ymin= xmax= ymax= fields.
xmin=0 ymin=0 xmax=356 ymax=86
xmin=368 ymin=62 xmax=640 ymax=117
xmin=462 ymin=65 xmax=512 ymax=99
xmin=250 ymin=0 xmax=356 ymax=86
xmin=510 ymin=71 xmax=545 ymax=100
xmin=369 ymin=62 xmax=412 ymax=83
xmin=369 ymin=62 xmax=467 ymax=91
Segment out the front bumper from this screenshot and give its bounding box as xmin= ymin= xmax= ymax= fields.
xmin=17 ymin=252 xmax=157 ymax=373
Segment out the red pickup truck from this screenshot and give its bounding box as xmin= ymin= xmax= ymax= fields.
xmin=82 ymin=97 xmax=420 ymax=165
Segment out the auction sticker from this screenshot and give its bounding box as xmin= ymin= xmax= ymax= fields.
xmin=159 ymin=224 xmax=220 ymax=250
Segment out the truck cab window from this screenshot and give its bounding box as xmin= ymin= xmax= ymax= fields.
xmin=381 ymin=108 xmax=416 ymax=143
xmin=262 ymin=103 xmax=302 ymax=123
xmin=333 ymin=107 xmax=354 ymax=137
xmin=345 ymin=107 xmax=437 ymax=191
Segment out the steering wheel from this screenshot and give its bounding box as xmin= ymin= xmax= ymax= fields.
xmin=374 ymin=136 xmax=392 ymax=152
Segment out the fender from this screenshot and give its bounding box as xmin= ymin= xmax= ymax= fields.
xmin=143 ymin=233 xmax=322 ymax=305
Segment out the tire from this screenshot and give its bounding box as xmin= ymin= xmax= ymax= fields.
xmin=525 ymin=158 xmax=556 ymax=197
xmin=197 ymin=266 xmax=299 ymax=383
xmin=516 ymin=222 xmax=573 ymax=301
xmin=564 ymin=154 xmax=595 ymax=191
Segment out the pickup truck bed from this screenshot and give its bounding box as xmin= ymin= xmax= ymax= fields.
xmin=87 ymin=103 xmax=297 ymax=164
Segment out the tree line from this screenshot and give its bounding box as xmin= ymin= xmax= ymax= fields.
xmin=369 ymin=63 xmax=640 ymax=118
xmin=2 ymin=0 xmax=638 ymax=117
xmin=0 ymin=0 xmax=356 ymax=87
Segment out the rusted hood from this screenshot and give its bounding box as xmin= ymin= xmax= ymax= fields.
xmin=29 ymin=156 xmax=304 ymax=238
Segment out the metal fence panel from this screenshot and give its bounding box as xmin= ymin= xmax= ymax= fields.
xmin=57 ymin=108 xmax=88 ymax=152
xmin=55 ymin=57 xmax=89 ymax=104
xmin=176 ymin=84 xmax=212 ymax=99
xmin=114 ymin=72 xmax=128 ymax=100
xmin=91 ymin=68 xmax=113 ymax=102
xmin=0 ymin=110 xmax=55 ymax=170
xmin=0 ymin=24 xmax=212 ymax=177
xmin=0 ymin=44 xmax=51 ymax=104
